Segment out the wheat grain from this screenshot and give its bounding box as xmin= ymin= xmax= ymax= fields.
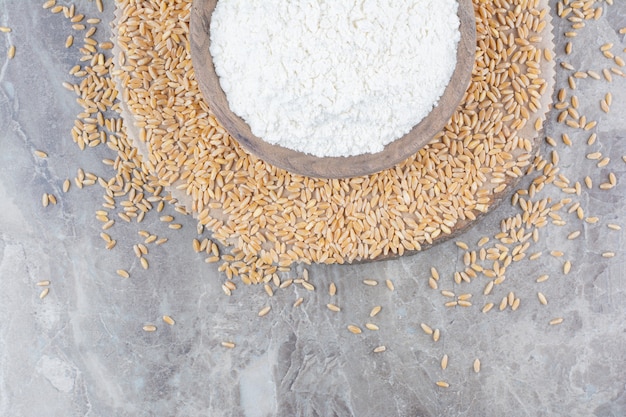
xmin=420 ymin=323 xmax=433 ymax=335
xmin=347 ymin=325 xmax=362 ymax=335
xmin=536 ymin=274 xmax=549 ymax=283
xmin=567 ymin=231 xmax=581 ymax=240
xmin=116 ymin=269 xmax=129 ymax=278
xmin=563 ymin=261 xmax=572 ymax=274
xmin=432 ymin=328 xmax=440 ymax=342
xmin=473 ymin=359 xmax=481 ymax=373
xmin=538 ymin=292 xmax=548 ymax=305
xmin=326 ymin=304 xmax=341 ymax=312
xmin=370 ymin=306 xmax=382 ymax=317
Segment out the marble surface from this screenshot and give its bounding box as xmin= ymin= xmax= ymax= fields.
xmin=0 ymin=1 xmax=625 ymax=416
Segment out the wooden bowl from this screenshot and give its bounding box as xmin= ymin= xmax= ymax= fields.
xmin=190 ymin=0 xmax=476 ymax=179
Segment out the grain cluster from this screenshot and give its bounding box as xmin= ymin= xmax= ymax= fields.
xmin=113 ymin=0 xmax=552 ymax=284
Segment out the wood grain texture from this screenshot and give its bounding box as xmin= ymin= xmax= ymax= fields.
xmin=190 ymin=0 xmax=477 ymax=179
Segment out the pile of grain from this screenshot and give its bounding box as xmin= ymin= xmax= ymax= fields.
xmin=113 ymin=0 xmax=552 ymax=284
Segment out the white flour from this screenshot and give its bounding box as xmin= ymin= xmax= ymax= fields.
xmin=210 ymin=0 xmax=460 ymax=158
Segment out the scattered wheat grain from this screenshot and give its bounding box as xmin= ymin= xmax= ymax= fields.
xmin=116 ymin=269 xmax=129 ymax=278
xmin=441 ymin=354 xmax=448 ymax=369
xmin=348 ymin=325 xmax=362 ymax=334
xmin=563 ymin=261 xmax=572 ymax=274
xmin=370 ymin=306 xmax=382 ymax=317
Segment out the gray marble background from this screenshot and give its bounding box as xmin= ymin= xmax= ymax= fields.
xmin=0 ymin=1 xmax=625 ymax=416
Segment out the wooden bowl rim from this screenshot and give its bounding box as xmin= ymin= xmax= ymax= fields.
xmin=190 ymin=0 xmax=477 ymax=179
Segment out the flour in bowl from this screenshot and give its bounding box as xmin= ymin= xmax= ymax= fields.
xmin=210 ymin=0 xmax=460 ymax=158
